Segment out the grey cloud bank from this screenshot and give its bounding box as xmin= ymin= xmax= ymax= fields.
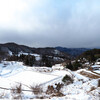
xmin=0 ymin=0 xmax=100 ymax=48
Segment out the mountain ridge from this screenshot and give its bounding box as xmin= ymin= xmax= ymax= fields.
xmin=55 ymin=46 xmax=91 ymax=57
xmin=0 ymin=42 xmax=91 ymax=59
xmin=0 ymin=42 xmax=69 ymax=60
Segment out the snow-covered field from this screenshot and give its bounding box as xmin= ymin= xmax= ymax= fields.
xmin=0 ymin=61 xmax=100 ymax=100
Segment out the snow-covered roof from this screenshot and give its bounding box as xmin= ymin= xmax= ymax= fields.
xmin=91 ymin=64 xmax=100 ymax=68
xmin=95 ymin=62 xmax=100 ymax=65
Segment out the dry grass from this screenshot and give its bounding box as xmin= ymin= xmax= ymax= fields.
xmin=55 ymin=83 xmax=64 ymax=92
xmin=89 ymin=86 xmax=96 ymax=92
xmin=46 ymin=85 xmax=55 ymax=94
xmin=46 ymin=83 xmax=64 ymax=97
xmin=98 ymin=79 xmax=100 ymax=87
xmin=79 ymin=71 xmax=100 ymax=79
xmin=92 ymin=71 xmax=100 ymax=75
xmin=52 ymin=92 xmax=64 ymax=97
xmin=30 ymin=85 xmax=43 ymax=95
xmin=11 ymin=84 xmax=22 ymax=94
xmin=11 ymin=83 xmax=23 ymax=99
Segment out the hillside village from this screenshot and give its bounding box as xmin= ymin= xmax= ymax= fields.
xmin=0 ymin=43 xmax=99 ymax=99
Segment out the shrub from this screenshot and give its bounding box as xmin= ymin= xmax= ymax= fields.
xmin=62 ymin=75 xmax=73 ymax=85
xmin=11 ymin=83 xmax=23 ymax=99
xmin=46 ymin=83 xmax=64 ymax=97
xmin=55 ymin=83 xmax=64 ymax=92
xmin=30 ymin=85 xmax=43 ymax=95
xmin=46 ymin=85 xmax=55 ymax=94
xmin=11 ymin=84 xmax=22 ymax=94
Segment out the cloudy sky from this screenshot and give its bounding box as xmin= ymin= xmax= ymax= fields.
xmin=0 ymin=0 xmax=100 ymax=48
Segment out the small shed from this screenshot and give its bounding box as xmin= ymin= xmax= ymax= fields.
xmin=90 ymin=65 xmax=100 ymax=70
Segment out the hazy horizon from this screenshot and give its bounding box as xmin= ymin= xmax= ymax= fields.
xmin=0 ymin=0 xmax=100 ymax=48
xmin=0 ymin=42 xmax=99 ymax=49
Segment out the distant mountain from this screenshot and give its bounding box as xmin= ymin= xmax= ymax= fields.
xmin=0 ymin=42 xmax=92 ymax=61
xmin=78 ymin=49 xmax=100 ymax=61
xmin=55 ymin=46 xmax=90 ymax=57
xmin=0 ymin=43 xmax=69 ymax=60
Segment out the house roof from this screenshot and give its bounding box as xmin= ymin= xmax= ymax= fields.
xmin=91 ymin=65 xmax=100 ymax=68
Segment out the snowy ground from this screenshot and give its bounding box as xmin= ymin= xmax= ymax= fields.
xmin=0 ymin=61 xmax=100 ymax=100
xmin=94 ymin=70 xmax=100 ymax=74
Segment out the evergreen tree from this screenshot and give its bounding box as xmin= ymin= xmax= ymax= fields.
xmin=42 ymin=55 xmax=52 ymax=67
xmin=66 ymin=62 xmax=73 ymax=70
xmin=24 ymin=55 xmax=35 ymax=66
xmin=73 ymin=61 xmax=81 ymax=70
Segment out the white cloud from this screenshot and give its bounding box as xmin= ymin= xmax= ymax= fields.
xmin=0 ymin=0 xmax=100 ymax=47
xmin=0 ymin=0 xmax=49 ymax=31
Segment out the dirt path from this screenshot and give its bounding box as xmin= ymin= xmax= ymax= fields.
xmin=79 ymin=71 xmax=100 ymax=79
xmin=40 ymin=76 xmax=62 ymax=86
xmin=92 ymin=71 xmax=100 ymax=76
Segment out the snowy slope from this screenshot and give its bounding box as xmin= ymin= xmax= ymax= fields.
xmin=0 ymin=62 xmax=99 ymax=99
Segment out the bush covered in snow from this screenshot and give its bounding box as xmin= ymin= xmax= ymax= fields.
xmin=62 ymin=74 xmax=74 ymax=85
